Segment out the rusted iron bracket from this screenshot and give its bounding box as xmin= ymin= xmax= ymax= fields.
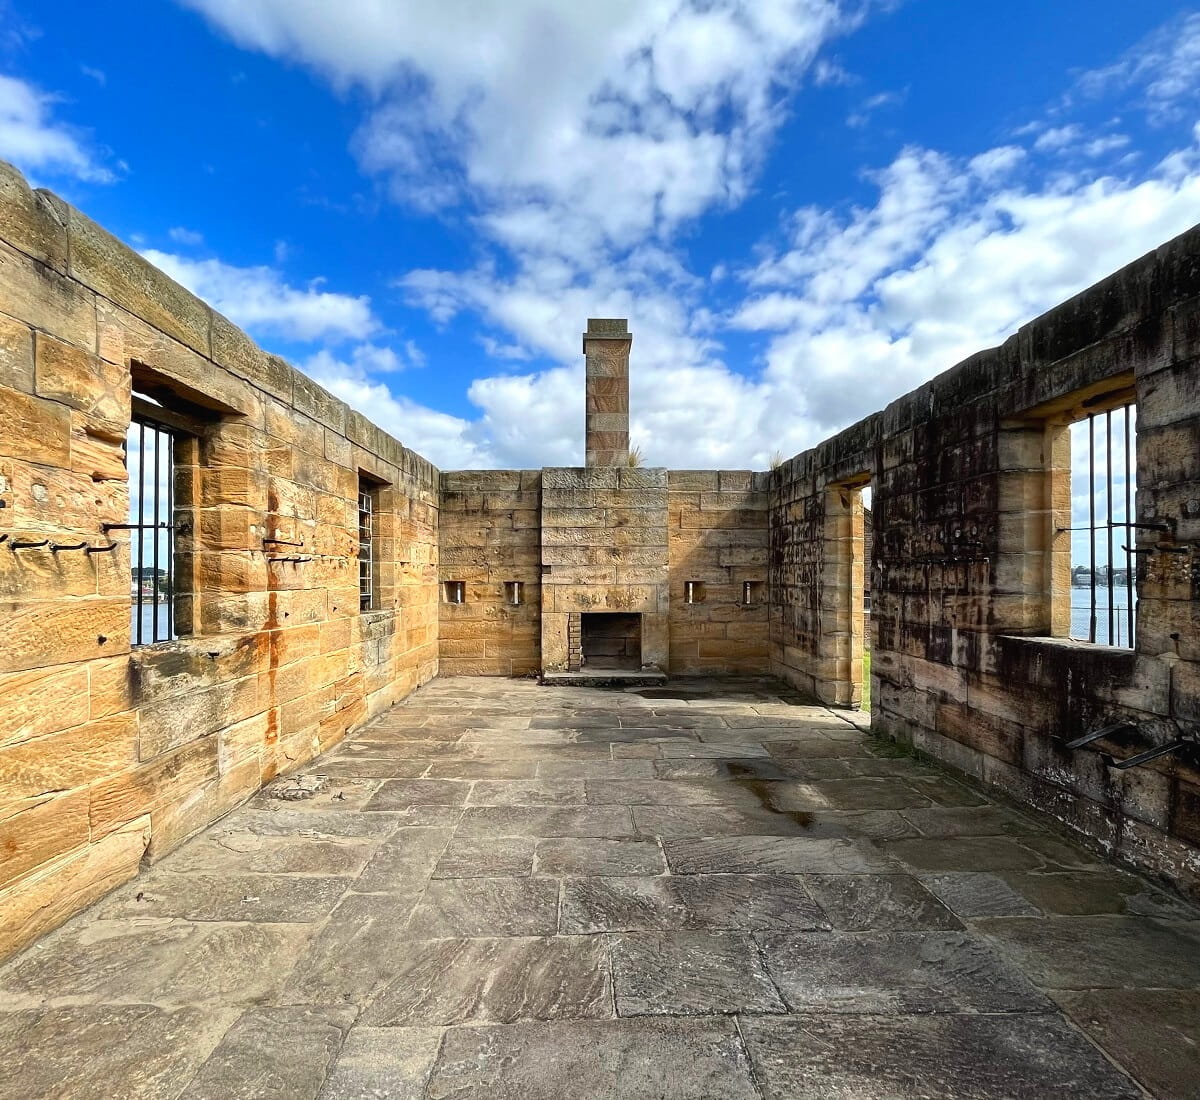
xmin=1065 ymin=722 xmax=1137 ymax=750
xmin=1112 ymin=740 xmax=1188 ymax=770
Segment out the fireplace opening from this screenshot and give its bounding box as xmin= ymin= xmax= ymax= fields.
xmin=580 ymin=613 xmax=642 ymax=670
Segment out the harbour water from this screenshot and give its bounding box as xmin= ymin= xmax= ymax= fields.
xmin=1070 ymin=586 xmax=1134 ymax=647
xmin=131 ymin=604 xmax=174 ymax=645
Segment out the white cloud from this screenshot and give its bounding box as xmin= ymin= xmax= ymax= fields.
xmin=306 ymin=341 xmax=418 ymax=377
xmin=1034 ymin=124 xmax=1083 ymax=152
xmin=167 ymin=226 xmax=205 ymax=246
xmin=733 ymin=135 xmax=1200 ymax=443
xmin=175 ymin=3 xmax=1200 ymax=474
xmin=141 ymin=249 xmax=379 ymax=343
xmin=1076 ymin=11 xmax=1200 ymax=123
xmin=305 ymin=350 xmax=491 ymax=469
xmin=846 ymin=88 xmax=904 ymax=129
xmin=178 ymin=0 xmax=854 ymax=257
xmin=0 ymin=73 xmax=114 ymax=183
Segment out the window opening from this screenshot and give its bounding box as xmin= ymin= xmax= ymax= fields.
xmin=358 ymin=482 xmax=376 ymax=611
xmin=125 ymin=413 xmax=177 ymax=646
xmin=1066 ymin=403 xmax=1137 ymax=647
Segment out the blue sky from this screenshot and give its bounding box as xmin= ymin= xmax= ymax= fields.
xmin=2 ymin=0 xmax=1198 ymax=471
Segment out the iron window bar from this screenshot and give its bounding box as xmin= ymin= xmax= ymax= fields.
xmin=1070 ymin=404 xmax=1138 ymax=648
xmin=358 ymin=487 xmax=374 ymax=611
xmin=127 ymin=414 xmax=177 ymax=646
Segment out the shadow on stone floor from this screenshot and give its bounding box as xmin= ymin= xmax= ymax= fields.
xmin=1 ymin=676 xmax=1198 ymax=1099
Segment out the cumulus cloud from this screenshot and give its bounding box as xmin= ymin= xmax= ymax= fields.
xmin=175 ymin=2 xmax=1200 ymax=473
xmin=734 ymin=136 xmax=1200 ymax=447
xmin=178 ymin=0 xmax=854 ymax=257
xmin=0 ymin=73 xmax=115 ymax=183
xmin=141 ymin=249 xmax=379 ymax=343
xmin=305 ymin=351 xmax=491 ymax=469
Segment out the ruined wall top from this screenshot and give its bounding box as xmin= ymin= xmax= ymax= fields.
xmin=0 ymin=159 xmax=440 ymax=487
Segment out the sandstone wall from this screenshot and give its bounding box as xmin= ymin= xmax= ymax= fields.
xmin=438 ymin=470 xmax=541 ymax=676
xmin=0 ymin=161 xmax=439 ymax=960
xmin=769 ymin=224 xmax=1200 ymax=900
xmin=539 ymin=466 xmax=670 ymax=672
xmin=668 ymin=470 xmax=770 ymax=675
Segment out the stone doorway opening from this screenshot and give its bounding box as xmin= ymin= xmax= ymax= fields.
xmin=580 ymin=612 xmax=642 ymax=670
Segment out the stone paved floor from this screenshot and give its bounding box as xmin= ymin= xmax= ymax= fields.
xmin=2 ymin=677 xmax=1200 ymax=1099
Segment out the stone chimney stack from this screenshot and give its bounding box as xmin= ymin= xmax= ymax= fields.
xmin=583 ymin=318 xmax=631 ymax=467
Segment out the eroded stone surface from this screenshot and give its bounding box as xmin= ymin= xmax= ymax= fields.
xmin=739 ymin=1014 xmax=1141 ymax=1099
xmin=920 ymin=872 xmax=1043 ymax=917
xmin=434 ymin=836 xmax=536 ymax=878
xmin=664 ymin=835 xmax=896 ymax=874
xmin=560 ymin=873 xmax=829 ymax=933
xmin=1 ymin=675 xmax=1196 ymax=1100
xmin=803 ymin=874 xmax=963 ymax=931
xmin=179 ymin=1006 xmax=354 ymax=1100
xmin=406 ymin=878 xmax=561 ymax=937
xmin=363 ymin=936 xmax=610 ymax=1025
xmin=0 ymin=919 xmax=313 ymax=1008
xmin=535 ymin=837 xmax=666 ymax=876
xmin=317 ymin=1027 xmax=443 ymax=1100
xmin=976 ymin=916 xmax=1200 ymax=989
xmin=425 ymin=1018 xmax=761 ymax=1100
xmin=0 ymin=1005 xmax=239 ymax=1100
xmin=610 ymin=931 xmax=784 ymax=1015
xmin=1053 ymin=989 xmax=1200 ymax=1100
xmin=758 ymin=931 xmax=1051 ymax=1013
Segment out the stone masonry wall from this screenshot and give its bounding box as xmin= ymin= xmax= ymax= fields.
xmin=668 ymin=470 xmax=771 ymax=675
xmin=438 ymin=470 xmax=542 ymax=676
xmin=0 ymin=162 xmax=440 ymax=961
xmin=540 ymin=466 xmax=670 ymax=672
xmin=769 ymin=224 xmax=1200 ymax=901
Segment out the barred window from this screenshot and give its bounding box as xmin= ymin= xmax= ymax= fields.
xmin=358 ymin=479 xmax=378 ymax=611
xmin=1066 ymin=402 xmax=1138 ymax=648
xmin=125 ymin=412 xmax=180 ymax=646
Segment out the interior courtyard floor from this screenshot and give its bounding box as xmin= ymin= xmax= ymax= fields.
xmin=1 ymin=676 xmax=1198 ymax=1099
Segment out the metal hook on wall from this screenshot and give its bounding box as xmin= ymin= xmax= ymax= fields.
xmin=10 ymin=538 xmax=49 ymax=550
xmin=50 ymin=541 xmax=88 ymax=552
xmin=85 ymin=542 xmax=119 ymax=555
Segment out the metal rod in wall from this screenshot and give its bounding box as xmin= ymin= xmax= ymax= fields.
xmin=136 ymin=419 xmax=145 ymax=647
xmin=1106 ymin=408 xmax=1115 ymax=646
xmin=1124 ymin=403 xmax=1134 ymax=650
xmin=152 ymin=424 xmax=161 ymax=643
xmin=166 ymin=427 xmax=175 ymax=641
xmin=1088 ymin=413 xmax=1096 ymax=644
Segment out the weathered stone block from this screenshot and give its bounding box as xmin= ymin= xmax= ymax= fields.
xmin=34 ymin=333 xmax=129 ymax=436
xmin=0 ymin=790 xmax=90 ymax=889
xmin=0 ymin=160 xmax=69 ymax=271
xmin=0 ymin=387 xmax=71 ymax=466
xmin=0 ymin=814 xmax=148 ymax=961
xmin=0 ymin=313 xmax=33 ymax=393
xmin=70 ymin=208 xmax=211 ymax=356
